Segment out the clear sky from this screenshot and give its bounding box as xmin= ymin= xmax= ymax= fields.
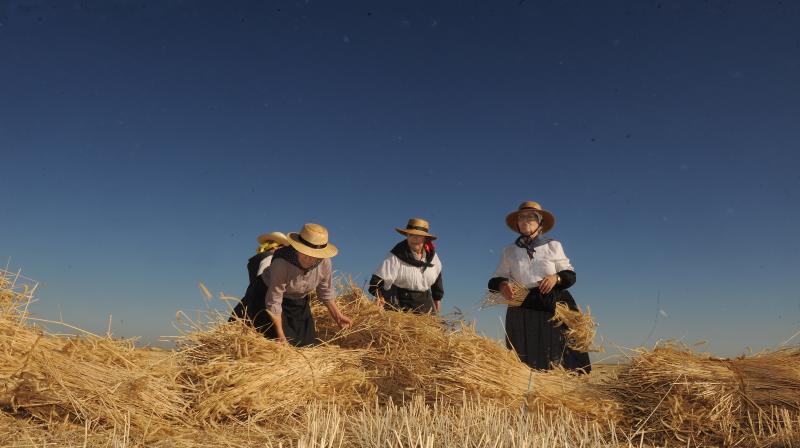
xmin=1 ymin=0 xmax=799 ymax=357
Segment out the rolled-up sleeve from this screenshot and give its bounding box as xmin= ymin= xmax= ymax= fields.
xmin=315 ymin=259 xmax=335 ymax=302
xmin=265 ymin=259 xmax=289 ymax=315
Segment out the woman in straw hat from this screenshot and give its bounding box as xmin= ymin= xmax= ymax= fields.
xmin=230 ymin=231 xmax=289 ymax=323
xmin=368 ymin=218 xmax=444 ymax=314
xmin=239 ymin=223 xmax=351 ymax=346
xmin=488 ymin=202 xmax=591 ymax=372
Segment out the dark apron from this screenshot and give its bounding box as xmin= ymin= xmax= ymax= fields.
xmin=231 ymin=287 xmax=317 ymax=347
xmin=262 ymin=295 xmax=317 ymax=347
xmin=387 ymin=286 xmax=434 ymax=314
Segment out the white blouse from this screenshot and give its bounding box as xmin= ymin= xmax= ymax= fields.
xmin=374 ymin=252 xmax=443 ymax=293
xmin=257 ymin=255 xmax=274 ymax=277
xmin=492 ymin=240 xmax=574 ymax=289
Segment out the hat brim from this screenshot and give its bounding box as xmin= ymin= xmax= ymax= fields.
xmin=257 ymin=232 xmax=289 ymax=246
xmin=395 ymin=228 xmax=438 ymax=240
xmin=287 ymin=233 xmax=338 ymax=258
xmin=505 ymin=210 xmax=555 ymax=234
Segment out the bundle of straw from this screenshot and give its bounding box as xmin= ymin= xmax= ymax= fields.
xmin=550 ymin=302 xmax=601 ymax=353
xmin=0 ymin=268 xmax=37 ymax=322
xmin=314 ymin=285 xmax=455 ymax=403
xmin=0 ymin=269 xmax=189 ymax=438
xmin=480 ymin=279 xmax=528 ymax=308
xmin=176 ymin=318 xmax=376 ymax=427
xmin=0 ymin=320 xmax=189 ymax=437
xmin=314 ymin=283 xmax=618 ymax=421
xmin=602 ymin=344 xmax=800 ymax=446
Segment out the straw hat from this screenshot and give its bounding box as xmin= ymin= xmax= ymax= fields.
xmin=395 ymin=218 xmax=437 ymax=240
xmin=505 ymin=201 xmax=555 ymax=234
xmin=256 ymin=231 xmax=289 ymax=246
xmin=287 ymin=223 xmax=338 ymax=258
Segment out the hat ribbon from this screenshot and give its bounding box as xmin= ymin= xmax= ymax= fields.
xmin=298 ymin=234 xmax=328 ymax=249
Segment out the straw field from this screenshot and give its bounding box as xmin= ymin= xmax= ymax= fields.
xmin=1 ymin=268 xmax=799 ymax=447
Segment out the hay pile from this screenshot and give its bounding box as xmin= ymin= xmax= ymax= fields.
xmin=0 ymin=270 xmax=189 ymax=439
xmin=604 ymin=344 xmax=800 ymax=446
xmin=313 ymin=285 xmax=617 ymax=422
xmin=315 ymin=285 xmax=540 ymax=404
xmin=176 ymin=316 xmax=375 ymax=427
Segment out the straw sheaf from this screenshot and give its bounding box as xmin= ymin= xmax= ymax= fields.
xmin=602 ymin=343 xmax=800 ymax=446
xmin=551 ymin=302 xmax=602 ymax=353
xmin=0 ymin=328 xmax=189 ymax=438
xmin=480 ymin=278 xmax=528 ymax=308
xmin=176 ymin=319 xmax=376 ymax=427
xmin=312 ymin=282 xmax=617 ymax=422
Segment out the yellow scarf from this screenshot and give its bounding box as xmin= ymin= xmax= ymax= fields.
xmin=257 ymin=241 xmax=281 ymax=254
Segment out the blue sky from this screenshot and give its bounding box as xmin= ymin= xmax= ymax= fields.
xmin=1 ymin=0 xmax=799 ymax=357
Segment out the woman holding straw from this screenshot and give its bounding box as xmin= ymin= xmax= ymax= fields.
xmin=368 ymin=218 xmax=444 ymax=314
xmin=236 ymin=223 xmax=352 ymax=346
xmin=488 ymin=201 xmax=591 ymax=372
xmin=230 ymin=231 xmax=289 ymax=323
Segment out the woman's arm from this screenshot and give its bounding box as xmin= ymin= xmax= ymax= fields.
xmin=323 ymin=299 xmax=351 ymax=329
xmin=317 ymin=260 xmax=352 ymax=328
xmin=264 ymin=260 xmax=289 ymax=341
xmin=540 ymin=241 xmax=576 ymax=294
xmin=488 ymin=248 xmax=514 ymax=300
xmin=266 ymin=311 xmax=286 ymax=342
xmin=372 ymin=255 xmax=399 ymax=292
xmin=367 ymin=274 xmax=385 ymax=297
xmin=370 ymin=255 xmax=399 ymax=307
xmin=431 ymin=272 xmax=444 ymax=301
xmin=556 ymin=270 xmax=576 ymax=289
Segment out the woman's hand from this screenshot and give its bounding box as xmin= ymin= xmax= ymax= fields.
xmin=500 ymin=281 xmax=514 ymax=301
xmin=538 ymin=274 xmax=560 ymax=294
xmin=334 ymin=313 xmax=352 ymax=330
xmin=433 ymin=300 xmax=441 ymax=314
xmin=266 ymin=310 xmax=288 ymax=343
xmin=324 ymin=300 xmax=352 ymax=329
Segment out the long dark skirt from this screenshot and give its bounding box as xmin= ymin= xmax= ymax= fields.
xmin=505 ymin=291 xmax=591 ymax=373
xmin=230 ymin=285 xmax=317 ymax=347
